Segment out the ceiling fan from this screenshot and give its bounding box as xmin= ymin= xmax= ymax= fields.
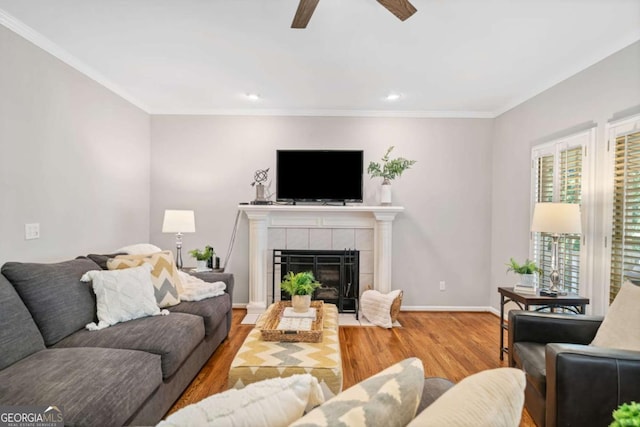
xmin=291 ymin=0 xmax=417 ymax=28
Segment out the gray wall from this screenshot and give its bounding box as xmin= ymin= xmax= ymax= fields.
xmin=490 ymin=41 xmax=640 ymax=314
xmin=0 ymin=25 xmax=151 ymax=265
xmin=150 ymin=116 xmax=494 ymax=307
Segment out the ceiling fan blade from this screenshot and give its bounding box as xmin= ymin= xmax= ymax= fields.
xmin=376 ymin=0 xmax=417 ymax=21
xmin=291 ymin=0 xmax=320 ymax=29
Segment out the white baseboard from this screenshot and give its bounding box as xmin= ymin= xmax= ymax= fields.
xmin=232 ymin=303 xmax=248 ymax=309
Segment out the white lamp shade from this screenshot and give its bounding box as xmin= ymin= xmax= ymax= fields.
xmin=162 ymin=210 xmax=196 ymax=233
xmin=531 ymin=203 xmax=581 ymax=234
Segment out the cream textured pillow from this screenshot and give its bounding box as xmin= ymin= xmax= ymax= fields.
xmin=115 ymin=243 xmax=162 ymax=255
xmin=361 ymin=289 xmax=402 ymax=328
xmin=407 ymin=368 xmax=525 ymax=427
xmin=107 ymin=251 xmax=182 ymax=307
xmin=81 ymin=264 xmax=168 ymax=331
xmin=290 ymin=357 xmax=424 ymax=427
xmin=591 ymin=280 xmax=640 ymax=351
xmin=157 ymin=374 xmax=324 ymax=427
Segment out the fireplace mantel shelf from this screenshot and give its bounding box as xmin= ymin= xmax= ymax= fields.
xmin=238 ymin=204 xmax=404 ymax=315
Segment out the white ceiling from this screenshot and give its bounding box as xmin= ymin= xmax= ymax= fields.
xmin=1 ymin=0 xmax=639 ymax=117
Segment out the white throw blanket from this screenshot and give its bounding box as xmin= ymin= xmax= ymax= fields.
xmin=178 ymin=271 xmax=226 ymax=301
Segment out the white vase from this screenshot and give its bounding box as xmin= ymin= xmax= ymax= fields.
xmin=291 ymin=295 xmax=311 ymax=313
xmin=380 ymin=180 xmax=392 ymax=205
xmin=196 ymin=260 xmax=208 ymax=271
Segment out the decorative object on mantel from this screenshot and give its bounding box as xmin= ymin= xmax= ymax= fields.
xmin=531 ymin=202 xmax=582 ymax=295
xmin=251 ymin=168 xmax=271 ymax=205
xmin=189 ymin=246 xmax=214 ymax=272
xmin=162 ymin=210 xmax=195 ymax=270
xmin=367 ymin=146 xmax=416 ymax=205
xmin=280 ymin=271 xmax=321 ymax=313
xmin=505 ymin=258 xmax=541 ymax=295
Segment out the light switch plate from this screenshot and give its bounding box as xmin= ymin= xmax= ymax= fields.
xmin=25 ymin=223 xmax=40 ymax=240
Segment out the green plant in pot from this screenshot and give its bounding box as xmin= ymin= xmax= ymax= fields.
xmin=610 ymin=401 xmax=640 ymax=427
xmin=280 ymin=271 xmax=321 ymax=313
xmin=367 ymin=146 xmax=416 ymax=205
xmin=189 ymin=247 xmax=214 ymax=271
xmin=506 ymin=258 xmax=541 ymax=287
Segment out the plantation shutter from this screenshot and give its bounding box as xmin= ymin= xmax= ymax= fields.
xmin=532 ymin=140 xmax=584 ymax=293
xmin=558 ymin=147 xmax=582 ymax=294
xmin=533 ymin=155 xmax=555 ymax=289
xmin=610 ymin=130 xmax=640 ymax=302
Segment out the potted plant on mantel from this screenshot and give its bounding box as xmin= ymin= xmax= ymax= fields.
xmin=280 ymin=271 xmax=321 ymax=313
xmin=189 ymin=246 xmax=214 ymax=271
xmin=367 ymin=146 xmax=417 ymax=205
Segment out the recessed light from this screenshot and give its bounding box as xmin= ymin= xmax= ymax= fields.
xmin=385 ymin=93 xmax=401 ymax=101
xmin=246 ymin=93 xmax=261 ymax=101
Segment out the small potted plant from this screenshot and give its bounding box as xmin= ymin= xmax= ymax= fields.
xmin=506 ymin=258 xmax=541 ymax=288
xmin=280 ymin=271 xmax=321 ymax=313
xmin=367 ymin=146 xmax=416 ymax=205
xmin=610 ymin=401 xmax=640 ymax=427
xmin=189 ymin=246 xmax=214 ymax=271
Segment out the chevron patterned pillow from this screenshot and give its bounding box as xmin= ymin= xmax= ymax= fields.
xmin=107 ymin=251 xmax=182 ymax=308
xmin=290 ymin=357 xmax=424 ymax=427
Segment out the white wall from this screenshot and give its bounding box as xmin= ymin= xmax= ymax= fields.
xmin=490 ymin=41 xmax=640 ymax=314
xmin=0 ymin=25 xmax=150 ymax=265
xmin=150 ymin=116 xmax=494 ymax=307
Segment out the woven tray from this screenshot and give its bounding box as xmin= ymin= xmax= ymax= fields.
xmin=260 ymin=301 xmax=324 ymax=343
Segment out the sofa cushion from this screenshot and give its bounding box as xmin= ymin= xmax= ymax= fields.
xmin=290 ymin=357 xmax=424 ymax=427
xmin=81 ymin=264 xmax=165 ymax=330
xmin=591 ymin=280 xmax=640 ymax=351
xmin=108 ymin=251 xmax=182 ymax=307
xmin=0 ymin=347 xmax=162 ymax=427
xmin=513 ymin=341 xmax=546 ymax=396
xmin=53 ymin=312 xmax=204 ymax=379
xmin=407 ymin=368 xmax=526 ymax=427
xmin=1 ymin=258 xmax=100 ymax=346
xmin=83 ymin=252 xmax=126 ymax=270
xmin=116 ymin=243 xmax=162 ymax=255
xmin=0 ymin=274 xmax=45 ymax=370
xmin=158 ymin=374 xmax=325 ymax=427
xmin=168 ymin=293 xmax=231 ymax=336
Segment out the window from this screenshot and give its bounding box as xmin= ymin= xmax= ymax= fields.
xmin=607 ymin=117 xmax=640 ymax=303
xmin=531 ymin=131 xmax=592 ymax=294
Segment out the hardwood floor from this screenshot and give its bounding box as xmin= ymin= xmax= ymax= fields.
xmin=169 ymin=309 xmax=536 ymax=426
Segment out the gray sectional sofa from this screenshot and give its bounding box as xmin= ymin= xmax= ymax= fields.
xmin=0 ymin=256 xmax=234 ymax=426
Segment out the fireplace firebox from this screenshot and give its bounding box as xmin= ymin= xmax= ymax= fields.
xmin=272 ymin=249 xmax=359 ymax=317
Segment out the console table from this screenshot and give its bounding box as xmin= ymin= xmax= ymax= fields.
xmin=497 ymin=286 xmax=590 ymax=361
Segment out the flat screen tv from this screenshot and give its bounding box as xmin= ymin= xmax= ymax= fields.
xmin=276 ymin=150 xmax=363 ymax=203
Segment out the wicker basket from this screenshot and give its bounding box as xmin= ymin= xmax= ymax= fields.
xmin=390 ymin=290 xmax=403 ymax=323
xmin=260 ymin=301 xmax=324 ymax=343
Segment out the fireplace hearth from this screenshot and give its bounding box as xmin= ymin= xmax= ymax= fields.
xmin=273 ymin=249 xmax=359 ymax=317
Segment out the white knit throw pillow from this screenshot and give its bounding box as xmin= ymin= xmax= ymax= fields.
xmin=591 ymin=280 xmax=640 ymax=351
xmin=361 ymin=289 xmax=402 ymax=328
xmin=81 ymin=264 xmax=168 ymax=330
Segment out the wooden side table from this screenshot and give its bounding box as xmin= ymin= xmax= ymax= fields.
xmin=498 ymin=286 xmax=590 ymax=361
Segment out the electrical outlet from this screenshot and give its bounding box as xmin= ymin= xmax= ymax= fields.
xmin=439 ymin=281 xmax=446 ymax=291
xmin=25 ymin=223 xmax=40 ymax=240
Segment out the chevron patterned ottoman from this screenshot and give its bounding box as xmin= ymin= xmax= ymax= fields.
xmin=228 ymin=303 xmax=342 ymax=399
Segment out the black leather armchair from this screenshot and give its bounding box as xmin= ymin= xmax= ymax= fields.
xmin=508 ymin=310 xmax=640 ymax=427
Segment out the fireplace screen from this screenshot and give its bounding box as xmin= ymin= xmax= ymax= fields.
xmin=272 ymin=249 xmax=359 ymax=316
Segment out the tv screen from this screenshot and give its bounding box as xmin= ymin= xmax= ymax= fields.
xmin=276 ymin=150 xmax=363 ymax=203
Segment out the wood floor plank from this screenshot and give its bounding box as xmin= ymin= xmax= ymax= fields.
xmin=168 ymin=309 xmax=535 ymax=426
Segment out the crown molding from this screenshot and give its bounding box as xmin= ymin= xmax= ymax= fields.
xmin=0 ymin=8 xmax=149 ymax=113
xmin=149 ymin=108 xmax=495 ymax=119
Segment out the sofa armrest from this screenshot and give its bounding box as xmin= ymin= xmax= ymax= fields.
xmin=546 ymin=343 xmax=640 ymax=427
xmin=188 ymin=271 xmax=234 ymax=302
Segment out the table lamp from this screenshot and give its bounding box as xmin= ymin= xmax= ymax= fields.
xmin=162 ymin=210 xmax=195 ymax=270
xmin=531 ymin=202 xmax=581 ymax=295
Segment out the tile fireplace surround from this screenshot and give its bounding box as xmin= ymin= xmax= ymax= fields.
xmin=238 ymin=205 xmax=404 ymax=315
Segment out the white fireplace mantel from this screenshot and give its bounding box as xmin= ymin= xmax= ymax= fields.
xmin=238 ymin=204 xmax=404 ymax=315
